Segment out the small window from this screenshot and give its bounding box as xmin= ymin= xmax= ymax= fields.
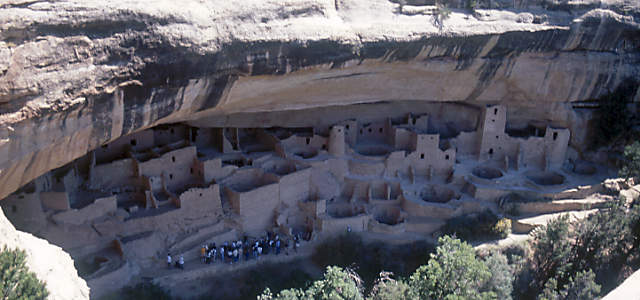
xmin=368 ymin=128 xmax=372 ymax=133
xmin=306 ymin=138 xmax=310 ymax=145
xmin=360 ymin=129 xmax=363 ymax=134
xmin=430 ymin=137 xmax=434 ymax=140
xmin=170 ymin=128 xmax=175 ymax=134
xmin=553 ymin=132 xmax=558 ymax=141
xmin=496 ymin=135 xmax=499 ymax=139
xmin=420 ymin=153 xmax=425 ymax=159
xmin=322 ymin=144 xmax=327 ymax=150
xmin=491 ymin=119 xmax=495 ymax=123
xmin=190 ymin=168 xmax=193 ymax=174
xmin=172 ymin=156 xmax=176 ymax=162
xmin=494 ymin=108 xmax=498 ymax=115
xmin=18 ymin=195 xmax=24 ymax=199
xmin=489 ymin=148 xmax=494 ymax=155
xmin=130 ymin=139 xmax=137 ymax=146
xmin=169 ymin=174 xmax=173 ymax=180
xmin=445 ymin=155 xmax=450 ymax=160
xmin=412 ymin=119 xmax=416 ymax=125
xmin=337 ymin=129 xmax=341 ymax=133
xmin=199 ymin=193 xmax=203 ymax=197
xmin=345 ymin=125 xmax=350 ymax=130
xmin=379 ymin=128 xmax=383 ymax=133
xmin=101 ymin=144 xmax=108 ymax=149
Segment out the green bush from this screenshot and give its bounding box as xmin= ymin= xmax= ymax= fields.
xmin=492 ymin=218 xmax=512 ymax=239
xmin=367 ymin=272 xmax=414 ymax=300
xmin=483 ymin=251 xmax=513 ymax=300
xmin=259 ymin=266 xmax=363 ymax=300
xmin=530 ymin=215 xmax=572 ymax=289
xmin=537 ymin=269 xmax=600 ymax=300
xmin=0 ymin=246 xmax=48 ymax=300
xmin=409 ymin=236 xmax=493 ymax=300
xmin=528 ymin=196 xmax=640 ymax=295
xmin=620 ymin=141 xmax=640 ymax=179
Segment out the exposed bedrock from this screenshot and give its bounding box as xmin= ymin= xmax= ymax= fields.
xmin=1 ymin=0 xmax=639 ymax=201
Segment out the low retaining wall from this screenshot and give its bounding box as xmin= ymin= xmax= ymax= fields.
xmin=318 ymin=214 xmax=369 ymax=235
xmin=52 ymin=196 xmax=117 ymax=225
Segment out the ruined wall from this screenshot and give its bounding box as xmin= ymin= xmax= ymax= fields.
xmin=226 ymin=183 xmax=280 ymax=234
xmin=52 ymin=196 xmax=117 ymax=226
xmin=139 ymin=146 xmax=197 ymax=192
xmin=179 ymin=184 xmax=222 ymax=214
xmin=95 ymin=130 xmax=154 ymax=164
xmin=40 ymin=192 xmax=70 ymax=211
xmin=319 ymin=215 xmax=369 ymax=234
xmin=407 ymin=134 xmax=456 ymax=178
xmin=279 ymin=168 xmax=312 ymax=207
xmin=0 ymin=193 xmax=46 ymax=232
xmin=90 ymin=158 xmax=137 ymax=190
xmin=153 ymin=125 xmax=189 ymax=147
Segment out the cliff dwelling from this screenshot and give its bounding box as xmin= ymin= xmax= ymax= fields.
xmin=0 ymin=102 xmax=618 ymax=297
xmin=0 ymin=0 xmax=639 ymax=298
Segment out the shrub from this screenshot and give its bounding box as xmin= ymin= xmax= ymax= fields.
xmin=530 ymin=215 xmax=572 ymax=289
xmin=537 ymin=269 xmax=600 ymax=300
xmin=567 ymin=197 xmax=640 ymax=292
xmin=483 ymin=251 xmax=513 ymax=300
xmin=0 ymin=246 xmax=48 ymax=300
xmin=367 ymin=272 xmax=414 ymax=300
xmin=620 ymin=141 xmax=640 ymax=179
xmin=492 ymin=218 xmax=512 ymax=239
xmin=409 ymin=236 xmax=492 ymax=300
xmin=260 ymin=266 xmax=364 ymax=300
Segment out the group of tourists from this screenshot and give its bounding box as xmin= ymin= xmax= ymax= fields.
xmin=166 ymin=253 xmax=184 ymax=270
xmin=200 ymin=232 xmax=302 ymax=265
xmin=166 ymin=232 xmax=303 ymax=270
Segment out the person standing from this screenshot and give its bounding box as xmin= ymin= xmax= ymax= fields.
xmin=178 ymin=255 xmax=184 ymax=270
xmin=167 ymin=253 xmax=172 ymax=269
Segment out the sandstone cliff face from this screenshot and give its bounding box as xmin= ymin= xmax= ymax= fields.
xmin=0 ymin=206 xmax=90 ymax=300
xmin=0 ymin=0 xmax=639 ymax=201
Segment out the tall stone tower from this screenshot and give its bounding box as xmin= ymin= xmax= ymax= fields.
xmin=329 ymin=125 xmax=346 ymax=156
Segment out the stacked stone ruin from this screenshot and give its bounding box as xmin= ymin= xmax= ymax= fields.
xmin=0 ymin=104 xmax=612 ymax=297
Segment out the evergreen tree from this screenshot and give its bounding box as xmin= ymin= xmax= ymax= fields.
xmin=0 ymin=246 xmax=48 ymax=300
xmin=620 ymin=141 xmax=640 ymax=179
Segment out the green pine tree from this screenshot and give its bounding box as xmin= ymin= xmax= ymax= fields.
xmin=0 ymin=246 xmax=48 ymax=300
